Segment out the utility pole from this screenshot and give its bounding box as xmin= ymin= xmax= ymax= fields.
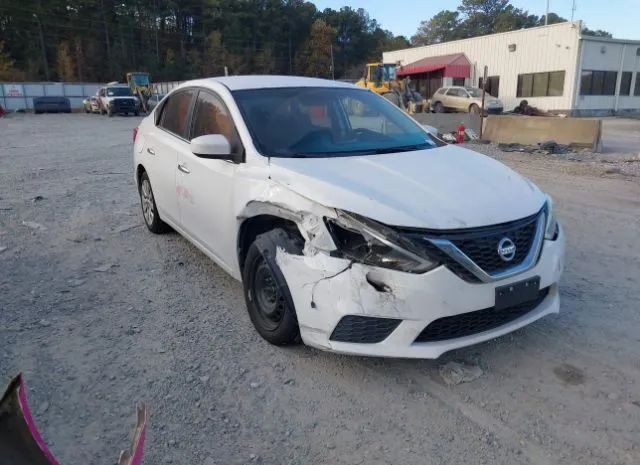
xmin=153 ymin=0 xmax=160 ymax=64
xmin=33 ymin=13 xmax=49 ymax=81
xmin=330 ymin=44 xmax=335 ymax=80
xmin=545 ymin=0 xmax=550 ymax=25
xmin=571 ymin=0 xmax=576 ymax=21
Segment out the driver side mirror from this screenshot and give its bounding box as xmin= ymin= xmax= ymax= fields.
xmin=191 ymin=134 xmax=236 ymax=161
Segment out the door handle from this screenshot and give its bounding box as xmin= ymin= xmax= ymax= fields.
xmin=177 ymin=163 xmax=190 ymax=174
xmin=146 ymin=147 xmax=155 ymax=155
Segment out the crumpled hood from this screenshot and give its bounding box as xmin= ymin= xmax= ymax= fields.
xmin=269 ymin=144 xmax=545 ymax=229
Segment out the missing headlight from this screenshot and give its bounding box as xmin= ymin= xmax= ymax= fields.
xmin=325 ymin=214 xmax=438 ymax=273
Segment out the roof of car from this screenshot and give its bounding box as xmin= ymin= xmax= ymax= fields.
xmin=183 ymin=75 xmax=356 ymax=91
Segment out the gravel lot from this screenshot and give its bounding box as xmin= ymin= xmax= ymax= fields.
xmin=1 ymin=113 xmax=639 ymax=465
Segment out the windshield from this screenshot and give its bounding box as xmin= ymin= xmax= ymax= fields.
xmin=107 ymin=87 xmax=132 ymax=97
xmin=232 ymin=87 xmax=435 ymax=158
xmin=382 ymin=64 xmax=396 ymax=80
xmin=131 ymin=74 xmax=150 ymax=86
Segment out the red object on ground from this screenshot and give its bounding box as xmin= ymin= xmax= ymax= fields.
xmin=0 ymin=105 xmax=6 ymax=118
xmin=457 ymin=123 xmax=466 ymax=144
xmin=0 ymin=374 xmax=148 ymax=465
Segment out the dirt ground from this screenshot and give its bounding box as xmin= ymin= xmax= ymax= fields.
xmin=1 ymin=113 xmax=639 ymax=465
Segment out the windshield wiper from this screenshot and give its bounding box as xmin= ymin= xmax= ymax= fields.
xmin=371 ymin=143 xmax=433 ymax=154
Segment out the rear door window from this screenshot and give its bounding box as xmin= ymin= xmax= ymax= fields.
xmin=158 ymin=90 xmax=196 ymax=139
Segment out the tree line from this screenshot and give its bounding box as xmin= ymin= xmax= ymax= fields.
xmin=0 ymin=0 xmax=611 ymax=83
xmin=411 ymin=0 xmax=611 ymax=46
xmin=0 ymin=0 xmax=409 ymax=82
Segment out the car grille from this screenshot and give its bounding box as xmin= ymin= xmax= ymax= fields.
xmin=330 ymin=315 xmax=401 ymax=344
xmin=399 ymin=210 xmax=542 ymax=283
xmin=414 ymin=287 xmax=549 ymax=343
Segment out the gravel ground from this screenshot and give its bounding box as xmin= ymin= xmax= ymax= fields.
xmin=1 ymin=113 xmax=639 ymax=465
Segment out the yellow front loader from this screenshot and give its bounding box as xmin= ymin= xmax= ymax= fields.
xmin=355 ymin=63 xmax=425 ymax=114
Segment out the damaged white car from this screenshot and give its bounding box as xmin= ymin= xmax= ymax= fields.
xmin=133 ymin=76 xmax=565 ymax=359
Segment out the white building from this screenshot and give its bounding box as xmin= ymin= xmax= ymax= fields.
xmin=383 ymin=21 xmax=640 ymax=116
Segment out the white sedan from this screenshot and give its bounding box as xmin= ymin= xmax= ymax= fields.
xmin=133 ymin=76 xmax=564 ymax=358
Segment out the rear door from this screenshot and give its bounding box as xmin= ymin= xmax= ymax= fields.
xmin=143 ymin=89 xmax=196 ymax=225
xmin=446 ymin=88 xmax=469 ymax=112
xmin=176 ymin=88 xmax=243 ymax=268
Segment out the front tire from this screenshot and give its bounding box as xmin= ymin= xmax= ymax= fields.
xmin=434 ymin=101 xmax=444 ymax=113
xmin=469 ymin=103 xmax=480 ymax=114
xmin=242 ymin=229 xmax=302 ymax=346
xmin=139 ymin=172 xmax=170 ymax=234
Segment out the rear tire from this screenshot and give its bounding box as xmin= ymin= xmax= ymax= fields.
xmin=242 ymin=229 xmax=302 ymax=346
xmin=382 ymin=92 xmax=401 ymax=108
xmin=139 ymin=172 xmax=170 ymax=234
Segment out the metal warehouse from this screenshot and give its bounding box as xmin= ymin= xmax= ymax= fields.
xmin=383 ymin=21 xmax=640 ymax=116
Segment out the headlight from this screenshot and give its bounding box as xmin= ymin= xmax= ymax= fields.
xmin=544 ymin=196 xmax=559 ymax=240
xmin=325 ymin=212 xmax=438 ymax=273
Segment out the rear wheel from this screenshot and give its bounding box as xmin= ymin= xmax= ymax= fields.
xmin=242 ymin=228 xmax=302 ymax=345
xmin=139 ymin=172 xmax=170 ymax=234
xmin=382 ymin=92 xmax=401 ymax=108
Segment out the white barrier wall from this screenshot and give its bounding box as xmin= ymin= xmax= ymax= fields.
xmin=0 ymin=82 xmax=102 ymax=110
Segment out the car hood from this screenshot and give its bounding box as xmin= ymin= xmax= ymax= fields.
xmin=268 ymin=144 xmax=545 ymax=229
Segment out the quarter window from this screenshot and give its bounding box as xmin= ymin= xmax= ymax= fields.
xmin=517 ymin=71 xmax=565 ymax=97
xmin=635 ymin=73 xmax=640 ymax=96
xmin=190 ymin=91 xmax=241 ymax=153
xmin=159 ymin=89 xmax=196 ymax=138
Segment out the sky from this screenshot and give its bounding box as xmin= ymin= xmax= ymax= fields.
xmin=313 ymin=0 xmax=639 ymax=41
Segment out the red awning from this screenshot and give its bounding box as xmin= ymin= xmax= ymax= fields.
xmin=396 ymin=53 xmax=471 ymax=78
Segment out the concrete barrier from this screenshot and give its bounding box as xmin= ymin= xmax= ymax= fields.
xmin=481 ymin=115 xmax=602 ymax=150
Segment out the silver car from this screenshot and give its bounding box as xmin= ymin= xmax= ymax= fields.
xmin=431 ymin=86 xmax=503 ymax=114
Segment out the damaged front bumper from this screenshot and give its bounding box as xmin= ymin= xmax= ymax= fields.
xmin=277 ymin=227 xmax=565 ymax=359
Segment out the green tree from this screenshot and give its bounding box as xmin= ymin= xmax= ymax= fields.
xmin=0 ymin=41 xmax=23 ymax=80
xmin=56 ymin=41 xmax=76 ymax=82
xmin=411 ymin=11 xmax=462 ymax=45
xmin=295 ymin=19 xmax=336 ymax=78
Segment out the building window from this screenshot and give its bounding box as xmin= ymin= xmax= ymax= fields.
xmin=635 ymin=73 xmax=640 ymax=96
xmin=580 ymin=70 xmax=618 ymax=95
xmin=620 ymin=72 xmax=632 ymax=96
xmin=479 ymin=75 xmax=500 ymax=97
xmin=517 ymin=71 xmax=565 ymax=97
xmin=452 ymin=77 xmax=465 ymax=86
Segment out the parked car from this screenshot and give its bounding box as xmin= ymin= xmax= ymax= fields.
xmin=146 ymin=93 xmax=165 ymax=111
xmin=133 ymin=76 xmax=564 ymax=359
xmin=97 ymin=84 xmax=139 ymax=117
xmin=33 ymin=97 xmax=71 ymax=114
xmin=82 ymin=96 xmax=100 ymax=114
xmin=430 ymin=86 xmax=503 ymax=114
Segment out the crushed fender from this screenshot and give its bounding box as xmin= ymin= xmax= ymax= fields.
xmin=0 ymin=374 xmax=147 ymax=465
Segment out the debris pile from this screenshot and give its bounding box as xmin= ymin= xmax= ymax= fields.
xmin=498 ymin=140 xmax=573 ymax=155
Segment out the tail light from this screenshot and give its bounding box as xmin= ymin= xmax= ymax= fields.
xmin=133 ymin=127 xmax=139 ymax=143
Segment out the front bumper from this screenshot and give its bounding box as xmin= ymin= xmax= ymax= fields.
xmin=277 ymin=227 xmax=565 ymax=359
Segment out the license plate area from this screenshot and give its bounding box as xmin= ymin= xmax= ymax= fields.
xmin=495 ymin=276 xmax=540 ymax=310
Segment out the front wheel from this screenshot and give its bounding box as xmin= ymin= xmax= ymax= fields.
xmin=469 ymin=103 xmax=480 ymax=114
xmin=434 ymin=101 xmax=444 ymax=113
xmin=242 ymin=229 xmax=302 ymax=345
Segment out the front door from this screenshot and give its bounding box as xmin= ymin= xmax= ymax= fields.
xmin=176 ymin=89 xmax=243 ymax=269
